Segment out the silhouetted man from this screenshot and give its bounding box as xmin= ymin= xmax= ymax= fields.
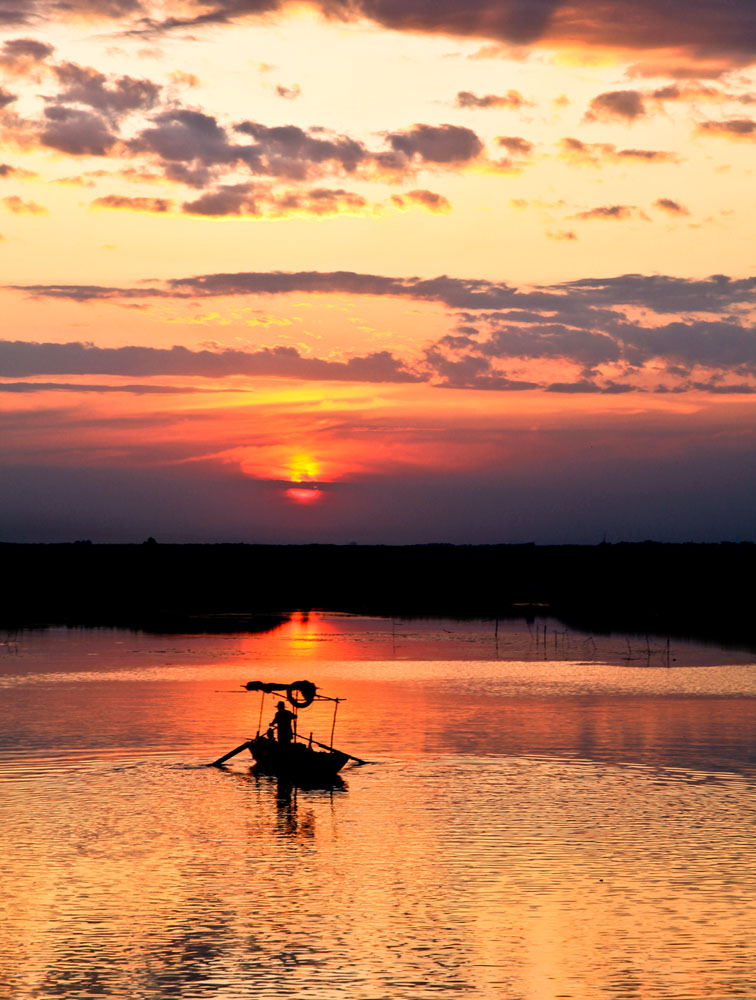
xmin=271 ymin=701 xmax=295 ymax=744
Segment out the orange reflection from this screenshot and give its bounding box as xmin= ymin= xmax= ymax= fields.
xmin=285 ymin=486 xmax=322 ymax=503
xmin=284 ymin=609 xmax=318 ymax=652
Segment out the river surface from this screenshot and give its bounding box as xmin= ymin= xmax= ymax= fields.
xmin=2 ymin=614 xmax=756 ymax=999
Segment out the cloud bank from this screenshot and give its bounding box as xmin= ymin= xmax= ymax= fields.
xmin=120 ymin=0 xmax=756 ymax=65
xmin=7 ymin=269 xmax=756 ymax=394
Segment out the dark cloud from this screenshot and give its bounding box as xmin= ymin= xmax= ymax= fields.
xmin=386 ymin=124 xmax=483 ymax=164
xmin=12 ymin=269 xmax=756 ymax=318
xmin=561 ymin=273 xmax=756 ymax=312
xmin=0 ymin=87 xmax=16 ymax=107
xmin=585 ymin=90 xmax=647 ymax=122
xmin=496 ymin=135 xmax=533 ymax=156
xmin=651 ymin=82 xmax=722 ymax=102
xmin=390 ymin=189 xmax=451 ymax=213
xmin=129 ymin=109 xmax=243 ymax=178
xmin=181 ymin=183 xmax=368 ymax=217
xmin=270 ymin=186 xmax=368 ymax=216
xmin=563 ymin=380 xmax=632 ymax=393
xmin=423 ymin=308 xmax=756 ymax=393
xmin=275 ymin=84 xmax=300 ymax=99
xmin=6 ymin=268 xmax=756 ymax=393
xmin=615 ymin=147 xmax=678 ymax=162
xmin=0 ymin=3 xmax=39 ymax=26
xmin=51 ymin=62 xmax=162 ymax=117
xmin=164 ymin=270 xmax=527 ymax=309
xmin=628 ymin=61 xmax=736 ymax=80
xmin=134 ymin=0 xmax=561 ymax=45
xmin=351 ymin=0 xmax=561 ymax=44
xmin=233 ymin=120 xmax=367 ymax=176
xmin=40 ymin=106 xmax=118 ymax=156
xmin=62 ymin=0 xmax=144 ymax=15
xmin=651 ymin=82 xmax=756 ymax=104
xmin=545 ymin=379 xmax=603 ymax=393
xmin=0 ymin=37 xmax=54 ymax=73
xmin=455 ymin=90 xmax=529 ymax=109
xmin=617 ymin=319 xmax=756 ymax=370
xmin=434 ymin=322 xmax=622 ymax=367
xmin=655 ymin=197 xmax=689 ymax=215
xmin=182 ymin=183 xmax=258 ymax=216
xmin=0 ymin=339 xmax=422 ymax=382
xmin=574 ymin=205 xmax=648 ymax=221
xmin=116 ymin=111 xmax=493 ymax=189
xmin=689 ymin=380 xmax=756 ymax=394
xmin=697 ymin=118 xmax=756 ymax=137
xmin=134 ymin=0 xmax=756 ymax=65
xmin=130 ymin=112 xmax=371 ymax=185
xmin=356 ymin=0 xmax=756 ymax=57
xmin=0 ymin=381 xmax=225 ymax=394
xmin=9 ymin=283 xmax=171 ymax=301
xmin=92 ymin=194 xmax=173 ymax=212
xmin=559 ymin=137 xmax=677 ymax=165
xmin=652 ymin=83 xmax=695 ymax=100
xmin=15 ymin=0 xmax=756 ymax=68
xmin=427 ymin=355 xmax=540 ymax=391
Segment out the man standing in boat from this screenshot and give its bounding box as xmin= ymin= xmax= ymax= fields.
xmin=270 ymin=701 xmax=296 ymax=744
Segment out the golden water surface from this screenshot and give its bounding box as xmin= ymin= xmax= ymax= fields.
xmin=2 ymin=615 xmax=755 ymax=999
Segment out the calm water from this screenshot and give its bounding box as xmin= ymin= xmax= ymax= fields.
xmin=2 ymin=615 xmax=756 ymax=999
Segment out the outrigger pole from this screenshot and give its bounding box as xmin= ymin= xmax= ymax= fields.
xmin=208 ymin=740 xmax=251 ymax=767
xmin=208 ymin=735 xmax=365 ymax=768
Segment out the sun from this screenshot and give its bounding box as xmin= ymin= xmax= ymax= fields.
xmin=289 ymin=454 xmax=320 ymax=483
xmin=285 ymin=453 xmax=323 ymax=503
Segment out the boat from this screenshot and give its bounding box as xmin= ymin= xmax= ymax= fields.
xmin=247 ymin=733 xmax=350 ymax=782
xmin=209 ymin=678 xmax=362 ymax=783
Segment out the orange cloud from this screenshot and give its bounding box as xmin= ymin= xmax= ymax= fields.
xmin=2 ymin=195 xmax=47 ymax=214
xmin=390 ymin=189 xmax=451 ymax=213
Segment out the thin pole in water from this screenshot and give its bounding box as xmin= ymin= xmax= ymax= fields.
xmin=330 ymin=698 xmax=340 ymax=748
xmin=257 ymin=691 xmax=265 ymax=736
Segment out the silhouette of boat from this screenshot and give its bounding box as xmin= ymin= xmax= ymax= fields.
xmin=248 ymin=733 xmax=350 ymax=781
xmin=209 ymin=679 xmax=362 ymax=783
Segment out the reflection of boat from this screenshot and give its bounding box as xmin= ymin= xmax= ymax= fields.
xmin=210 ymin=678 xmax=362 ymax=784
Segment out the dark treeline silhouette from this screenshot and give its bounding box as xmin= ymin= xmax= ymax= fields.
xmin=1 ymin=541 xmax=754 ymax=649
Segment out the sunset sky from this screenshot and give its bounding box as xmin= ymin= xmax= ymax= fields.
xmin=2 ymin=0 xmax=756 ymax=542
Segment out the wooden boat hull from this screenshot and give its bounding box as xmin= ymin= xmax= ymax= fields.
xmin=249 ymin=735 xmax=349 ymax=782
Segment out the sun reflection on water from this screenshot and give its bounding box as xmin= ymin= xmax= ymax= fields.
xmin=2 ymin=622 xmax=756 ymax=1000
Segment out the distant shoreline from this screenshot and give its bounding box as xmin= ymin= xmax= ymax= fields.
xmin=1 ymin=541 xmax=754 ymax=651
